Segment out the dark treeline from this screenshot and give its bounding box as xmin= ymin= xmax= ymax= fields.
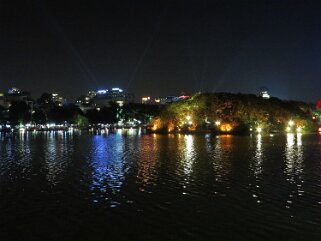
xmin=0 ymin=100 xmax=160 ymax=128
xmin=1 ymin=92 xmax=320 ymax=133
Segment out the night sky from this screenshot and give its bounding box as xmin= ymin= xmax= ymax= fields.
xmin=1 ymin=0 xmax=321 ymax=102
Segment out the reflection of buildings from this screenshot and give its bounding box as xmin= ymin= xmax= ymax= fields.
xmin=90 ymin=136 xmax=125 ymax=200
xmin=136 ymin=136 xmax=158 ymax=185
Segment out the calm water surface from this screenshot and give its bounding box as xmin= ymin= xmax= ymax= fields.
xmin=1 ymin=131 xmax=321 ymax=241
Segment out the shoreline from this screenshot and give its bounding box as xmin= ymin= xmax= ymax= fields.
xmin=1 ymin=127 xmax=320 ymax=136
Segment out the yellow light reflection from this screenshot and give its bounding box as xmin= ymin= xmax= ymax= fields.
xmin=183 ymin=135 xmax=195 ymax=176
xmin=137 ymin=136 xmax=158 ymax=186
xmin=253 ymin=134 xmax=263 ymax=176
xmin=285 ymin=133 xmax=304 ymax=182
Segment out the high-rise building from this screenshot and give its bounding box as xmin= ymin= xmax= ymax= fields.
xmin=5 ymin=87 xmax=33 ymax=108
xmin=75 ymin=88 xmax=134 ymax=111
xmin=93 ymin=88 xmax=134 ymax=107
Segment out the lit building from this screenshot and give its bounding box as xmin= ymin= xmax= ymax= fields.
xmin=75 ymin=91 xmax=96 ymax=113
xmin=141 ymin=96 xmax=152 ymax=104
xmin=51 ymin=93 xmax=65 ymax=106
xmin=8 ymin=87 xmax=21 ymax=94
xmin=35 ymin=92 xmax=66 ymax=112
xmin=260 ymin=91 xmax=270 ymax=99
xmin=93 ymin=88 xmax=134 ymax=107
xmin=160 ymin=96 xmax=177 ymax=104
xmin=259 ymin=87 xmax=270 ymax=99
xmin=141 ymin=96 xmax=159 ymax=104
xmin=5 ymin=87 xmax=33 ymax=107
xmin=159 ymin=95 xmax=190 ymax=104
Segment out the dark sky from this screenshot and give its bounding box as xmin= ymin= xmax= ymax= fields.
xmin=1 ymin=0 xmax=321 ymax=102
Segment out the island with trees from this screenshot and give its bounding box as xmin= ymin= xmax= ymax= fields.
xmin=1 ymin=92 xmax=320 ymax=135
xmin=149 ymin=92 xmax=320 ymax=135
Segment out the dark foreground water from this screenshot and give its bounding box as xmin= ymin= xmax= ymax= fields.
xmin=1 ymin=131 xmax=321 ymax=241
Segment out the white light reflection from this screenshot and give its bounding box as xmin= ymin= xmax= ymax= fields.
xmin=285 ymin=133 xmax=304 ymax=176
xmin=212 ymin=135 xmax=232 ymax=186
xmin=177 ymin=134 xmax=196 ymax=195
xmin=90 ymin=135 xmax=125 ymax=206
xmin=44 ymin=133 xmax=71 ymax=185
xmin=285 ymin=133 xmax=304 ymax=209
xmin=248 ymin=134 xmax=265 ymax=203
xmin=253 ymin=134 xmax=263 ymax=176
xmin=183 ymin=135 xmax=194 ymax=176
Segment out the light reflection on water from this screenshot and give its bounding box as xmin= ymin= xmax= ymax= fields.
xmin=136 ymin=136 xmax=158 ymax=188
xmin=90 ymin=135 xmax=126 ymax=206
xmin=284 ymin=133 xmax=305 ymax=209
xmin=1 ymin=132 xmax=321 ymax=240
xmin=212 ymin=135 xmax=233 ymax=184
xmin=182 ymin=135 xmax=195 ymax=176
xmin=253 ymin=134 xmax=263 ymax=177
xmin=285 ymin=133 xmax=304 ymax=181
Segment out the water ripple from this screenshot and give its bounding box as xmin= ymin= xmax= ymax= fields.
xmin=1 ymin=132 xmax=321 ymax=240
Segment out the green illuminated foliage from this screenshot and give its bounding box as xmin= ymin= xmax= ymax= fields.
xmin=151 ymin=93 xmax=317 ymax=134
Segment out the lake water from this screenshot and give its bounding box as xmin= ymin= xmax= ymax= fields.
xmin=1 ymin=131 xmax=321 ymax=241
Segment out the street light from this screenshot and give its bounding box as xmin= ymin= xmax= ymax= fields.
xmin=288 ymin=120 xmax=294 ymax=126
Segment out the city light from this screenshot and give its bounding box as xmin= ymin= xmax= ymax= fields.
xmin=288 ymin=120 xmax=294 ymax=126
xmin=296 ymin=127 xmax=302 ymax=133
xmin=142 ymin=97 xmax=151 ymax=104
xmin=286 ymin=126 xmax=291 ymax=132
xmin=112 ymin=88 xmax=123 ymax=92
xmin=215 ymin=121 xmax=221 ymax=126
xmin=142 ymin=97 xmax=150 ymax=101
xmin=220 ymin=123 xmax=232 ymax=132
xmin=97 ymin=89 xmax=107 ymax=94
xmin=186 ymin=115 xmax=191 ymax=121
xmin=256 ymin=127 xmax=262 ymax=133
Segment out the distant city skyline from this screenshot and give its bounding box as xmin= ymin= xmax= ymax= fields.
xmin=1 ymin=0 xmax=321 ymax=102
